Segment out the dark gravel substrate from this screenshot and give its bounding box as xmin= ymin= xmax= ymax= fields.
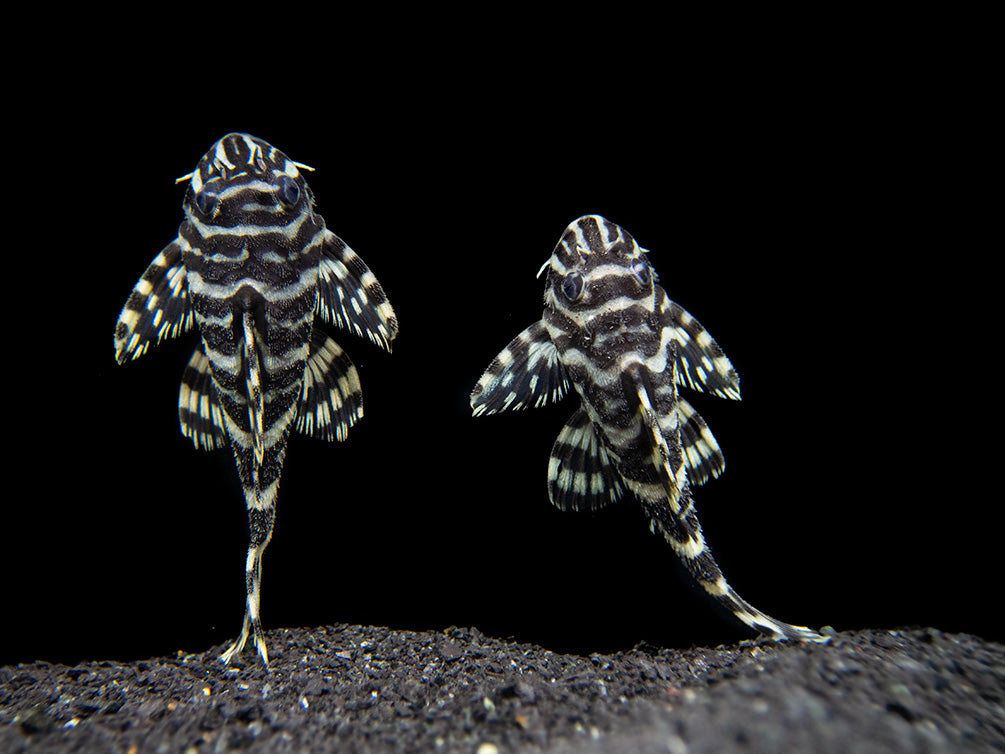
xmin=2 ymin=625 xmax=1001 ymax=753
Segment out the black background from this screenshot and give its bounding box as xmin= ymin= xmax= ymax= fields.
xmin=5 ymin=41 xmax=994 ymax=667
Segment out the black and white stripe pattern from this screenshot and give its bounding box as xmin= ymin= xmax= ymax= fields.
xmin=115 ymin=133 xmax=398 ymax=664
xmin=471 ymin=215 xmax=824 ymax=643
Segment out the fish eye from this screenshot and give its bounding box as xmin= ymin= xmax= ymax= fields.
xmin=561 ymin=272 xmax=585 ymax=301
xmin=631 ymin=259 xmax=651 ymax=285
xmin=277 ymin=176 xmax=300 ymax=206
xmin=194 ymin=191 xmax=219 ymax=216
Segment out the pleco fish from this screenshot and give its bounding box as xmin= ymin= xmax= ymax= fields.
xmin=472 ymin=215 xmax=824 ymax=643
xmin=114 ymin=133 xmax=398 ymax=664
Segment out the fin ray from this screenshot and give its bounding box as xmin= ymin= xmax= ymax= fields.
xmin=114 ymin=239 xmax=194 ymax=363
xmin=295 ymin=329 xmax=363 ymax=442
xmin=548 ymin=408 xmax=623 ymax=511
xmin=674 ymin=398 xmax=726 ymax=487
xmin=470 ymin=321 xmax=569 ymax=416
xmin=659 ymin=288 xmax=741 ymax=401
xmin=178 ymin=346 xmax=227 ymax=450
xmin=316 ymin=230 xmax=398 ymax=352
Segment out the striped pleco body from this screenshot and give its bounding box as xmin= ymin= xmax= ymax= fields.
xmin=115 ymin=134 xmax=397 ymax=664
xmin=472 ymin=215 xmax=824 ymax=643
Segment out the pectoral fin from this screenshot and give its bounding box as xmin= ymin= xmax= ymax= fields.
xmin=658 ymin=288 xmax=740 ymax=401
xmin=316 ymin=230 xmax=398 ymax=351
xmin=114 ymin=239 xmax=194 ymax=364
xmin=471 ymin=321 xmax=569 ymax=416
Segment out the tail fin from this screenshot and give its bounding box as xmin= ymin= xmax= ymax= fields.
xmin=644 ymin=493 xmax=827 ymax=643
xmin=220 ymin=506 xmax=275 ymax=665
xmin=630 ymin=365 xmax=825 ymax=642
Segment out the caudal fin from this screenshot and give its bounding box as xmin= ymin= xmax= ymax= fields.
xmin=644 ymin=494 xmax=827 ymax=643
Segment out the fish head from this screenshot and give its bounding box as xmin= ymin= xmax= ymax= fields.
xmin=541 ymin=215 xmax=657 ymax=326
xmin=180 ymin=133 xmax=315 ymax=228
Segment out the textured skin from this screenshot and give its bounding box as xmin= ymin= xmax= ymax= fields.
xmin=115 ymin=133 xmax=397 ymax=664
xmin=472 ymin=215 xmax=824 ymax=642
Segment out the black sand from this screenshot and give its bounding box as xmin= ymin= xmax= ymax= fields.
xmin=3 ymin=625 xmax=1001 ymax=752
